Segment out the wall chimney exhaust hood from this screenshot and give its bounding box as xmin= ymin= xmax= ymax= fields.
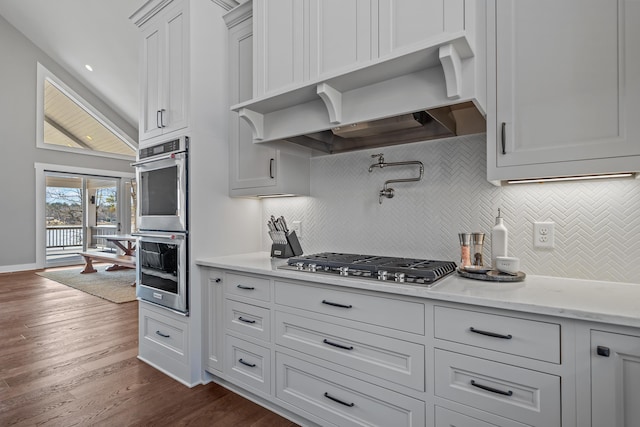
xmin=232 ymin=29 xmax=487 ymax=154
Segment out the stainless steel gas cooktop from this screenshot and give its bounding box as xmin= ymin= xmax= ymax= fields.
xmin=280 ymin=252 xmax=457 ymax=286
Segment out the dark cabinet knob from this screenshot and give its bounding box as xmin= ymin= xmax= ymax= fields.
xmin=596 ymin=346 xmax=610 ymax=357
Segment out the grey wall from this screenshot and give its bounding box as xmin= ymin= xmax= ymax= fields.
xmin=0 ymin=15 xmax=136 ymax=270
xmin=263 ymin=134 xmax=640 ymax=284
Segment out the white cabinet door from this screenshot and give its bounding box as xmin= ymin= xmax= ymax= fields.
xmin=378 ymin=0 xmax=464 ymax=57
xmin=308 ymin=0 xmax=375 ymax=81
xmin=253 ymin=0 xmax=304 ymax=97
xmin=591 ymin=330 xmax=640 ymax=427
xmin=162 ymin=6 xmax=188 ymax=136
xmin=139 ymin=2 xmax=189 ymax=142
xmin=488 ymin=0 xmax=640 ymax=181
xmin=206 ymin=271 xmax=224 ymax=373
xmin=140 ymin=24 xmax=164 ymax=141
xmin=227 ymin=6 xmax=310 ymax=197
xmin=255 ymin=0 xmax=465 ymax=95
xmin=228 ymin=17 xmax=278 ymax=191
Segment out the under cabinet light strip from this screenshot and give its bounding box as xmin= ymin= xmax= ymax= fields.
xmin=507 ymin=173 xmax=635 ymax=184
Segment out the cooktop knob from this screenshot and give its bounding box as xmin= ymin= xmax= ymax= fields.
xmin=339 ymin=266 xmax=350 ymax=276
xmin=295 ymin=262 xmax=305 ymax=271
xmin=395 ymin=272 xmax=406 ymax=283
xmin=377 ymin=270 xmax=388 ymax=281
xmin=308 ymin=263 xmax=317 ymax=272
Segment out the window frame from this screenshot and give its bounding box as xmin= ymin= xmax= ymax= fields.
xmin=36 ymin=62 xmax=137 ymax=160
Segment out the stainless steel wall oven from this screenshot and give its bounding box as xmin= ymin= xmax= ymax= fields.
xmin=133 ymin=136 xmax=189 ymax=314
xmin=136 ymin=231 xmax=187 ymax=313
xmin=134 ymin=137 xmax=188 ymax=232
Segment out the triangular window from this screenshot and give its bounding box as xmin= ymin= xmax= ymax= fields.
xmin=37 ymin=63 xmax=136 ymax=159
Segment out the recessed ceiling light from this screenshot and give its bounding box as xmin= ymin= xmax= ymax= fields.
xmin=85 ymin=64 xmax=93 ymax=72
xmin=86 ymin=135 xmax=93 ymax=140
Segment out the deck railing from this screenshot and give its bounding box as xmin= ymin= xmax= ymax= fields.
xmin=46 ymin=226 xmax=82 ymax=249
xmin=46 ymin=225 xmax=118 ymax=249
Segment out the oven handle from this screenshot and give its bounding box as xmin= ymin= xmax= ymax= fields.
xmin=132 ymin=232 xmax=185 ymax=240
xmin=131 ymin=151 xmax=187 ymax=167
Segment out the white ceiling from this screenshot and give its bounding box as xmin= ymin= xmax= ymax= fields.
xmin=0 ymin=0 xmax=140 ymax=128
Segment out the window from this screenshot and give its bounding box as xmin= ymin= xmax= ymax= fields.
xmin=36 ymin=62 xmax=137 ymax=159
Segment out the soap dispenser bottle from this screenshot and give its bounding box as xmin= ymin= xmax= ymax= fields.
xmin=491 ymin=208 xmax=508 ymax=268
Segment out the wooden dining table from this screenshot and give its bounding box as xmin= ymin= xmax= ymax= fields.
xmin=95 ymin=234 xmax=137 ymax=256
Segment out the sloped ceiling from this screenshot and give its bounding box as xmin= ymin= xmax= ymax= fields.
xmin=0 ymin=0 xmax=140 ymax=128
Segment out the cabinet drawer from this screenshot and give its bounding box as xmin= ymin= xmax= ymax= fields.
xmin=434 ymin=306 xmax=561 ymax=363
xmin=275 ymin=281 xmax=425 ymax=334
xmin=434 ymin=350 xmax=560 ymax=427
xmin=275 ymin=311 xmax=424 ymax=391
xmin=276 ymin=352 xmax=425 ymax=427
xmin=435 ymin=406 xmax=528 ymax=427
xmin=225 ymin=299 xmax=270 ymax=342
xmin=225 ymin=335 xmax=271 ymax=396
xmin=140 ymin=306 xmax=187 ymax=362
xmin=225 ymin=273 xmax=270 ymax=302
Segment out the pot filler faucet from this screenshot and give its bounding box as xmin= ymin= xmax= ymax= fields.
xmin=368 ymin=153 xmax=424 ymax=204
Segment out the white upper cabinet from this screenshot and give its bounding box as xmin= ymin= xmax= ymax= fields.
xmin=378 ymin=0 xmax=464 ymax=56
xmin=226 ymin=2 xmax=310 ymax=197
xmin=487 ymin=0 xmax=640 ymax=183
xmin=253 ymin=0 xmax=304 ymax=97
xmin=240 ymin=0 xmax=485 ymax=145
xmin=138 ymin=2 xmax=189 ymax=143
xmin=308 ymin=0 xmax=375 ymax=82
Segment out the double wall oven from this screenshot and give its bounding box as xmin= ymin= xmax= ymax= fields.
xmin=133 ymin=136 xmax=189 ymax=314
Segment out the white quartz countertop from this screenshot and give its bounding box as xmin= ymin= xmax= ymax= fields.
xmin=196 ymin=252 xmax=640 ymax=329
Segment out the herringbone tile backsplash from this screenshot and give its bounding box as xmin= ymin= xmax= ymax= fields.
xmin=262 ymin=134 xmax=640 ymax=284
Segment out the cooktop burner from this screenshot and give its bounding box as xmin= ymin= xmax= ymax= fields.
xmin=280 ymin=252 xmax=457 ymax=286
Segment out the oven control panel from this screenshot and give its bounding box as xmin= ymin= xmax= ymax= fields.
xmin=139 ymin=137 xmax=188 ymax=160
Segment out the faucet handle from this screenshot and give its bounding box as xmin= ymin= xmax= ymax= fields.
xmin=371 ymin=153 xmax=384 ymax=162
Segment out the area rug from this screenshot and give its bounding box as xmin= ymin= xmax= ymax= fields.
xmin=37 ymin=266 xmax=136 ymax=304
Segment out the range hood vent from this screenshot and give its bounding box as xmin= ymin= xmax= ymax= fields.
xmin=232 ymin=31 xmax=487 ymax=154
xmin=283 ymin=101 xmax=486 ymax=154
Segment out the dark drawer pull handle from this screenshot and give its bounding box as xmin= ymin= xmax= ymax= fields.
xmin=269 ymin=158 xmax=275 ymax=179
xmin=322 ymin=300 xmax=352 ymax=309
xmin=470 ymin=380 xmax=513 ymax=396
xmin=501 ymin=122 xmax=506 ymax=154
xmin=238 ymin=316 xmax=256 ymax=324
xmin=155 ymin=330 xmax=170 ymax=338
xmin=323 ymin=392 xmax=355 ymax=407
xmin=156 ymin=110 xmax=162 ymax=129
xmin=323 ymin=339 xmax=354 ymax=351
xmin=469 ymin=327 xmax=512 ymax=340
xmin=597 ymin=346 xmax=610 ymax=357
xmin=238 ymin=358 xmax=256 ymax=368
xmin=237 ymin=284 xmax=255 ymax=290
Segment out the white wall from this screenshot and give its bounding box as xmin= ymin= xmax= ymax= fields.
xmin=0 ymin=15 xmax=136 ymax=271
xmin=187 ymin=1 xmax=262 ymax=269
xmin=262 ymin=134 xmax=640 ymax=284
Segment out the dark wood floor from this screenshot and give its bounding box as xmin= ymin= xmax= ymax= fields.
xmin=0 ymin=270 xmax=297 ymax=427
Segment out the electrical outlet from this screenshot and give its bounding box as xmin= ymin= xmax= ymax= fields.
xmin=533 ymin=221 xmax=555 ymax=248
xmin=291 ymin=221 xmax=302 ymax=239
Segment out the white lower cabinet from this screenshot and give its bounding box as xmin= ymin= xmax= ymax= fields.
xmin=275 ymin=310 xmax=424 ymax=391
xmin=201 ymin=266 xmax=640 ymax=427
xmin=589 ymin=329 xmax=640 ymax=427
xmin=435 ymin=349 xmax=561 ymax=427
xmin=435 ymin=405 xmax=528 ymax=427
xmin=224 ymin=334 xmax=271 ymax=397
xmin=275 ymin=352 xmax=425 ymax=427
xmin=138 ymin=301 xmax=191 ymax=383
xmin=206 ymin=271 xmax=224 ymax=373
